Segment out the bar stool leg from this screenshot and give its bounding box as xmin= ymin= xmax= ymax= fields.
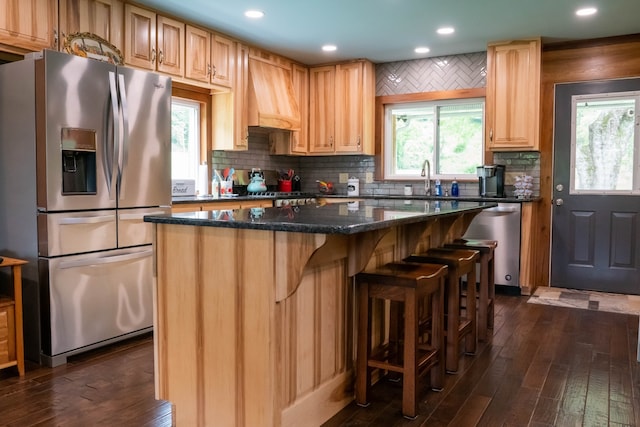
xmin=478 ymin=254 xmax=489 ymax=341
xmin=403 ymin=289 xmax=418 ymax=419
xmin=464 ymin=268 xmax=477 ymax=355
xmin=445 ymin=273 xmax=459 ymax=373
xmin=356 ymin=280 xmax=371 ymax=407
xmin=430 ymin=278 xmax=445 ymax=391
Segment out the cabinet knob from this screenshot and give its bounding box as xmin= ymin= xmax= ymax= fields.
xmin=151 ymin=48 xmax=156 ymax=64
xmin=489 ymin=128 xmax=493 ymax=142
xmin=211 ymin=65 xmax=217 ymax=78
xmin=207 ymin=64 xmax=212 ymax=76
xmin=158 ymin=50 xmax=164 ymax=64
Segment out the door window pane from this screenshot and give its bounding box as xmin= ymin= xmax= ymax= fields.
xmin=572 ymin=95 xmax=638 ymax=193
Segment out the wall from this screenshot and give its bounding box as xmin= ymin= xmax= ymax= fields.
xmin=533 ymin=35 xmax=640 ymax=287
xmin=212 ymin=51 xmax=540 ymax=197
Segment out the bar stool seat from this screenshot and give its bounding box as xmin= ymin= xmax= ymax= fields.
xmin=444 ymin=238 xmax=497 ymax=341
xmin=355 ymin=261 xmax=448 ymax=419
xmin=405 ymin=248 xmax=479 ymax=373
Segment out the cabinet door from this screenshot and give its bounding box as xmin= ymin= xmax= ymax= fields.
xmin=156 ymin=15 xmax=184 ymax=77
xmin=0 ymin=0 xmax=57 ymax=52
xmin=309 ymin=65 xmax=335 ymax=153
xmin=211 ymin=43 xmax=248 ymax=151
xmin=185 ymin=25 xmax=211 ymax=83
xmin=487 ymin=39 xmax=541 ymax=151
xmin=290 ymin=63 xmax=309 ymax=154
xmin=59 ymin=0 xmax=123 ymax=51
xmin=335 ymin=62 xmax=363 ymax=153
xmin=234 ymin=43 xmax=249 ymax=149
xmin=124 ymin=4 xmax=156 ymax=70
xmin=211 ymin=34 xmax=234 ymax=87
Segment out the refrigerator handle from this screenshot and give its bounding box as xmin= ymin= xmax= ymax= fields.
xmin=117 ymin=73 xmax=129 ymax=201
xmin=58 ymin=249 xmax=153 ymax=269
xmin=58 ymin=214 xmax=116 ymax=225
xmin=108 ymin=72 xmax=120 ymax=200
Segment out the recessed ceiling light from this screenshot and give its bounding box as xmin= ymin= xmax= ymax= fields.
xmin=415 ymin=47 xmax=430 ymax=54
xmin=576 ymin=7 xmax=597 ymax=16
xmin=244 ymin=10 xmax=264 ymax=19
xmin=322 ymin=45 xmax=337 ymax=52
xmin=437 ymin=27 xmax=455 ymax=35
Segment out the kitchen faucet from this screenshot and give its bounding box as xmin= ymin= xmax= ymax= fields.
xmin=421 ymin=159 xmax=431 ymax=195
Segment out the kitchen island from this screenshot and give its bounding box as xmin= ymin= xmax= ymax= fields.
xmin=144 ymin=199 xmax=496 ymax=427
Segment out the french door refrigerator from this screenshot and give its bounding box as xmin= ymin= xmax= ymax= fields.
xmin=0 ymin=49 xmax=171 ymax=366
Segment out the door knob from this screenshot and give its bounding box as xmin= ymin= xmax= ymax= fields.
xmin=555 ymin=184 xmax=564 ymax=192
xmin=555 ymin=198 xmax=564 ymax=206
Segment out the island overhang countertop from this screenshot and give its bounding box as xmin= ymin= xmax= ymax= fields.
xmin=144 ymin=199 xmax=497 ymax=234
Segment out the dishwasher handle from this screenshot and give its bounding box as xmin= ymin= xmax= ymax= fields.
xmin=482 ymin=206 xmax=520 ymax=215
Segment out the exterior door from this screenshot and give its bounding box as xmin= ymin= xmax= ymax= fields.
xmin=551 ymin=79 xmax=640 ymax=294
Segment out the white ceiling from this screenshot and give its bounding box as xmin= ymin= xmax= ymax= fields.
xmin=134 ymin=0 xmax=640 ymax=65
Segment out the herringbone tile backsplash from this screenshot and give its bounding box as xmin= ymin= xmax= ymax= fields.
xmin=376 ymin=52 xmax=486 ymax=96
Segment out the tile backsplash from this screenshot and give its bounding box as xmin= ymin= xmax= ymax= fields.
xmin=209 ymin=51 xmax=540 ymax=198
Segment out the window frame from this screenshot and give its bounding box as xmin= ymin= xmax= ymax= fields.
xmin=375 ymin=88 xmax=487 ymax=182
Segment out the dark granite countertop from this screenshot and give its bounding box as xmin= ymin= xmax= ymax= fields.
xmin=147 ymin=199 xmax=497 ymax=235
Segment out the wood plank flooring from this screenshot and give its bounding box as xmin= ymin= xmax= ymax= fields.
xmin=1 ymin=293 xmax=639 ymax=426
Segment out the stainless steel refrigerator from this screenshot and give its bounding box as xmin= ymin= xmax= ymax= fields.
xmin=0 ymin=49 xmax=171 ymax=366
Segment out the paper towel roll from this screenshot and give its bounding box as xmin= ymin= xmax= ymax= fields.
xmin=197 ymin=164 xmax=209 ymax=195
xmin=347 ymin=177 xmax=359 ymax=196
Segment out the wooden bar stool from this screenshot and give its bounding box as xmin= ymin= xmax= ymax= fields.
xmin=445 ymin=238 xmax=497 ymax=341
xmin=355 ymin=261 xmax=448 ymax=419
xmin=405 ymin=248 xmax=479 ymax=373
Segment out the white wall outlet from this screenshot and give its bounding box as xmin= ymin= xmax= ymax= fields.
xmin=339 ymin=173 xmax=349 ymax=183
xmin=365 ymin=172 xmax=374 ymax=183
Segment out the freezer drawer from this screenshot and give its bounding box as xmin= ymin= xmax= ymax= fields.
xmin=38 ymin=210 xmax=117 ymax=257
xmin=41 ymin=247 xmax=153 ymax=358
xmin=118 ymin=207 xmax=170 ymax=248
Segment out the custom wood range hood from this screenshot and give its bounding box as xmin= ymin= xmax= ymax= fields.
xmin=247 ymin=57 xmax=301 ymax=131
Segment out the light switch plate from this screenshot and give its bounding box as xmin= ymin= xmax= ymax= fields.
xmin=339 ymin=173 xmax=348 ymax=183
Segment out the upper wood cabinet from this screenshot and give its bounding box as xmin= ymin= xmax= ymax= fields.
xmin=59 ymin=0 xmax=123 ymax=51
xmin=290 ymin=63 xmax=309 ymax=154
xmin=124 ymin=4 xmax=184 ymax=77
xmin=211 ymin=34 xmax=234 ymax=87
xmin=486 ymin=38 xmax=541 ymax=151
xmin=185 ymin=25 xmax=234 ymax=88
xmin=309 ymin=60 xmax=375 ymax=155
xmin=212 ymin=43 xmax=248 ymax=151
xmin=0 ymin=0 xmax=58 ymax=53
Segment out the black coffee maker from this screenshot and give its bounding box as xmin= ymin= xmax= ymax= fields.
xmin=477 ymin=165 xmax=506 ymax=197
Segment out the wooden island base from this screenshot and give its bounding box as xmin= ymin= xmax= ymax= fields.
xmin=152 ymin=207 xmax=480 ymax=426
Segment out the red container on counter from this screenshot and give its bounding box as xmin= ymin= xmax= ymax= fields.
xmin=278 ymin=180 xmax=292 ymax=192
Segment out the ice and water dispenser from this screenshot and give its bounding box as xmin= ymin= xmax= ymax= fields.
xmin=61 ymin=128 xmax=97 ymax=195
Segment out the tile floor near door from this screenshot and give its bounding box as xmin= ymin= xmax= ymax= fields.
xmin=0 ymin=293 xmax=639 ymax=426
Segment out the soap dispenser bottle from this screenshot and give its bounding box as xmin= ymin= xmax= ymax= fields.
xmin=451 ymin=179 xmax=459 ymax=197
xmin=434 ymin=179 xmax=442 ymax=196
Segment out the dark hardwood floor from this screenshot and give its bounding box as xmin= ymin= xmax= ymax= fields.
xmin=1 ymin=293 xmax=639 ymax=426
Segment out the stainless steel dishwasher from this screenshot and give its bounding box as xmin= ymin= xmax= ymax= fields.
xmin=463 ymin=203 xmax=521 ymax=287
